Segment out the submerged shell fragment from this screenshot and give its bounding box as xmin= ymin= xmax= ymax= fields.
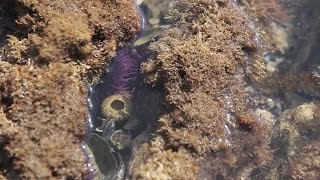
xmin=84 ymin=133 xmax=125 ymax=180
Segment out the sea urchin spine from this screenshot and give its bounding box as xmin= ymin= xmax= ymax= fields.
xmin=105 ymin=45 xmax=147 ymax=96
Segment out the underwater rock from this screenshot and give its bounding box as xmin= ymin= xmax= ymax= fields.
xmin=280 ymin=0 xmax=320 ymax=73
xmin=140 ymin=0 xmax=171 ymax=28
xmin=131 ymin=149 xmax=200 ymax=179
xmin=288 ymin=140 xmax=320 ymax=179
xmin=267 ymin=102 xmax=320 ymax=178
xmin=0 ymin=0 xmax=318 ymax=179
xmin=244 ymin=0 xmax=320 ymax=101
xmin=1 ymin=0 xmax=141 ymax=81
xmin=277 ymin=103 xmax=320 ymax=155
xmin=134 ymin=0 xmax=278 ymax=178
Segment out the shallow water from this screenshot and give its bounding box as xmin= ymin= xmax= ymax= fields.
xmin=83 ymin=1 xmax=170 ymax=179
xmin=84 ymin=0 xmax=320 ymax=179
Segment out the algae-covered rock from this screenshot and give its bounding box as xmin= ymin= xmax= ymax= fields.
xmin=137 ymin=0 xmax=275 ymax=178
xmin=132 ymin=150 xmax=200 ymax=180
xmin=0 ymin=0 xmax=318 ymax=179
xmin=288 ymin=140 xmax=320 ymax=179
xmin=272 ymin=102 xmax=320 ymax=179
xmin=280 ymin=103 xmax=319 ymax=142
xmin=0 ymin=61 xmax=88 ymax=179
xmin=0 ymin=0 xmax=141 ymax=179
xmin=2 ymin=0 xmax=141 ymax=80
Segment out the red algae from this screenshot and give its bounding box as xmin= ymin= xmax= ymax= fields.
xmin=0 ymin=61 xmax=88 ymax=179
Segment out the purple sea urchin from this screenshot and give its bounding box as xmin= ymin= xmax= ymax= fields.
xmin=88 ymin=44 xmax=148 ymax=129
xmin=83 ymin=2 xmax=163 ymax=179
xmin=85 ymin=9 xmax=150 ymax=180
xmin=106 ymin=45 xmax=148 ymax=95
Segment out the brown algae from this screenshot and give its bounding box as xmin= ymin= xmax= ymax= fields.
xmin=0 ymin=0 xmax=319 ymax=179
xmin=132 ymin=0 xmax=320 ymax=179
xmin=0 ymin=0 xmax=141 ymax=179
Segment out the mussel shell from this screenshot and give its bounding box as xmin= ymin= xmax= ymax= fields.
xmin=85 ymin=133 xmax=125 ymax=180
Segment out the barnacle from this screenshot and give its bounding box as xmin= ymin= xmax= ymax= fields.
xmin=98 ymin=119 xmax=132 ymax=151
xmin=110 ymin=130 xmax=132 ymax=151
xmin=101 ymin=94 xmax=132 ymax=123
